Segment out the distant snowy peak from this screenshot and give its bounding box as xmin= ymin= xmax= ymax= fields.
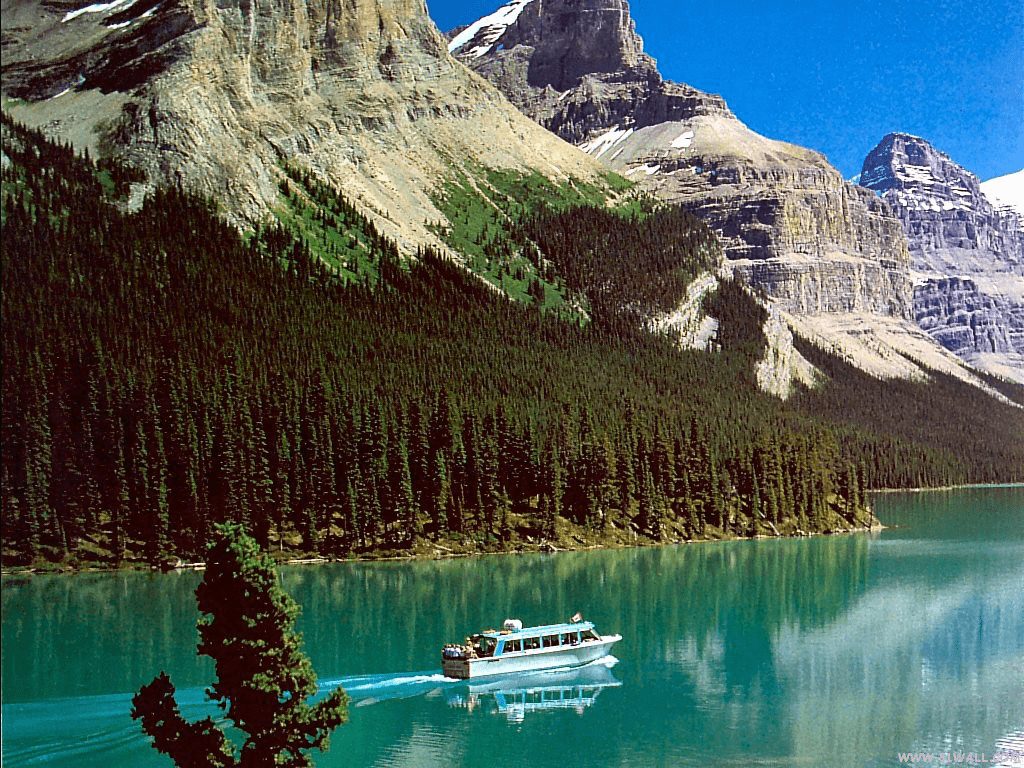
xmin=859 ymin=133 xmax=986 ymax=214
xmin=981 ymin=171 xmax=1024 ymax=217
xmin=861 ymin=134 xmax=1023 ymax=221
xmin=859 ymin=133 xmax=931 ymax=194
xmin=448 ymin=0 xmax=534 ymax=59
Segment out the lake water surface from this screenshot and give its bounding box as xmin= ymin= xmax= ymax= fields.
xmin=3 ymin=485 xmax=1023 ymax=767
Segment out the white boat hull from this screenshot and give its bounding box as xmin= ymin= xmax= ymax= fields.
xmin=442 ymin=635 xmax=621 ymax=680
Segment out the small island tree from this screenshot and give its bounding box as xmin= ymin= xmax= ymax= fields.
xmin=132 ymin=522 xmax=349 ymax=767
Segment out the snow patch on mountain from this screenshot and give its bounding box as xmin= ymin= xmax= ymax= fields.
xmin=625 ymin=163 xmax=660 ymax=176
xmin=579 ymin=127 xmax=634 ymax=159
xmin=981 ymin=170 xmax=1024 ymax=217
xmin=448 ymin=0 xmax=535 ymax=59
xmin=884 ymin=188 xmax=974 ymax=214
xmin=107 ymin=3 xmax=158 ymax=28
xmin=62 ymin=0 xmax=135 ymax=23
xmin=862 ymin=158 xmax=979 ymax=214
xmin=671 ymin=130 xmax=694 ymax=149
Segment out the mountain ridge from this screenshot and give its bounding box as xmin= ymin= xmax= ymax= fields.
xmin=1 ymin=0 xmax=613 ymax=249
xmin=446 ymin=0 xmax=914 ymax=324
xmin=439 ymin=0 xmax=1024 ymax=398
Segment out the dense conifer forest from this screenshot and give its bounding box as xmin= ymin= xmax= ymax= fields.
xmin=2 ymin=114 xmax=1022 ymax=568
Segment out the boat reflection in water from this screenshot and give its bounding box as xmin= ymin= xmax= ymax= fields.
xmin=445 ymin=656 xmax=621 ymax=723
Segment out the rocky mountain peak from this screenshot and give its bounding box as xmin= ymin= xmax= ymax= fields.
xmin=446 ymin=0 xmax=730 ymax=145
xmin=450 ymin=0 xmax=656 ymax=92
xmin=859 ymin=135 xmax=1024 ymax=377
xmin=860 ymin=133 xmax=990 ymax=215
xmin=859 ymin=133 xmax=1022 ymax=268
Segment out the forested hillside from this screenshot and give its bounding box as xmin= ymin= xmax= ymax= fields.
xmin=2 ymin=115 xmax=1021 ymax=568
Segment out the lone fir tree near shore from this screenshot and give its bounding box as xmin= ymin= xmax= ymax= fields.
xmin=132 ymin=523 xmax=348 ymax=767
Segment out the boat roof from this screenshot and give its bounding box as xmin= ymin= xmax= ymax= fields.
xmin=476 ymin=621 xmax=595 ymax=639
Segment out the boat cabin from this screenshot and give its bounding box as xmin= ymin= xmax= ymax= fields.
xmin=469 ymin=620 xmax=602 ymax=658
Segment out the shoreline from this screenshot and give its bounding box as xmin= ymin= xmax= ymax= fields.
xmin=6 ymin=486 xmax=1016 ymax=576
xmin=1 ymin=520 xmax=885 ymax=578
xmin=869 ymin=482 xmax=1024 ymax=494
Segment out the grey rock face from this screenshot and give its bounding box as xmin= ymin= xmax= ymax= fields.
xmin=449 ymin=0 xmax=730 ymax=144
xmin=915 ymin=277 xmax=1024 ymax=356
xmin=860 ymin=134 xmax=1024 ymax=368
xmin=451 ymin=0 xmax=913 ymax=319
xmin=501 ymin=0 xmax=654 ymax=90
xmin=861 ymin=134 xmax=1024 ymax=272
xmin=449 ymin=0 xmax=655 ymax=87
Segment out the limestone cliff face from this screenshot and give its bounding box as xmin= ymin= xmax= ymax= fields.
xmin=915 ymin=277 xmax=1024 ymax=357
xmin=612 ymin=121 xmax=911 ymax=316
xmin=450 ymin=0 xmax=912 ymax=319
xmin=1 ymin=0 xmax=607 ymax=243
xmin=860 ymin=134 xmax=1024 ymax=373
xmin=488 ymin=0 xmax=655 ymax=90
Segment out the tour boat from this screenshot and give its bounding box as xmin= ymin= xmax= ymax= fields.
xmin=441 ymin=615 xmax=621 ymax=680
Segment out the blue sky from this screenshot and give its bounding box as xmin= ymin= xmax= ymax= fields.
xmin=427 ymin=0 xmax=1023 ymax=182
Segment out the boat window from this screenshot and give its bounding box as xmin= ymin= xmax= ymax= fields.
xmin=542 ymin=634 xmax=560 ymax=648
xmin=561 ymin=631 xmax=579 ymax=645
xmin=582 ymin=628 xmax=599 ymax=641
xmin=505 ymin=639 xmax=522 ymax=653
xmin=479 ymin=637 xmax=496 ymax=657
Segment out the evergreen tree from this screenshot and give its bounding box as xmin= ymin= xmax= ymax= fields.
xmin=131 ymin=522 xmax=349 ymax=767
xmin=427 ymin=449 xmax=450 ymax=537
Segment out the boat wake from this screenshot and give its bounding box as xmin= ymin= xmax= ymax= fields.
xmin=0 ymin=657 xmax=621 ymax=765
xmin=317 ymin=671 xmax=454 ymax=707
xmin=1 ymin=688 xmax=212 ymax=767
xmin=321 ymin=654 xmax=619 ymax=708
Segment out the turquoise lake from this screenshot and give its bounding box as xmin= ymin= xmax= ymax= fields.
xmin=3 ymin=485 xmax=1023 ymax=767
